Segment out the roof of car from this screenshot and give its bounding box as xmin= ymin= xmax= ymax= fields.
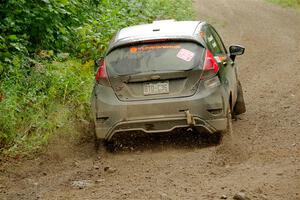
xmin=107 ymin=20 xmax=205 ymax=53
xmin=116 ymin=20 xmax=201 ymax=40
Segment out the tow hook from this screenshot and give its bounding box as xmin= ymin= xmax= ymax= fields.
xmin=185 ymin=110 xmax=196 ymax=126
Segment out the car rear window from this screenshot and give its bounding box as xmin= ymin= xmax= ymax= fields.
xmin=106 ymin=41 xmax=205 ymax=75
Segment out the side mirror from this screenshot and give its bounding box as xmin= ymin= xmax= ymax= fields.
xmin=94 ymin=57 xmax=104 ymax=72
xmin=229 ymin=45 xmax=245 ymax=61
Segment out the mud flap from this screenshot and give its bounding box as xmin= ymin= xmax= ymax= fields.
xmin=233 ymin=81 xmax=246 ymax=115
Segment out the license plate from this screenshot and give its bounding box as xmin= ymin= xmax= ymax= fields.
xmin=144 ymin=81 xmax=169 ymax=95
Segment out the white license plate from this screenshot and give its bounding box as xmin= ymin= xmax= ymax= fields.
xmin=144 ymin=81 xmax=169 ymax=95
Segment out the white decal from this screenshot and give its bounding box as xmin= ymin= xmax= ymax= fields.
xmin=176 ymin=49 xmax=195 ymax=62
xmin=212 ymin=42 xmax=217 ymax=48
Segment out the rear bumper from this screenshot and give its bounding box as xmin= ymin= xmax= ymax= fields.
xmin=96 ymin=116 xmax=227 ymax=140
xmin=91 ymin=83 xmax=229 ymax=140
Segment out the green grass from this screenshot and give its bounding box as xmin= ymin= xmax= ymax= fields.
xmin=0 ymin=0 xmax=196 ymax=157
xmin=0 ymin=59 xmax=94 ymax=156
xmin=267 ymin=0 xmax=300 ymax=8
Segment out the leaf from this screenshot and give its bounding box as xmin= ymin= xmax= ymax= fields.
xmin=41 ymin=0 xmax=50 ymax=4
xmin=8 ymin=35 xmax=18 ymax=41
xmin=4 ymin=58 xmax=12 ymax=63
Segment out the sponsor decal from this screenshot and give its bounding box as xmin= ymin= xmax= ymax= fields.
xmin=176 ymin=48 xmax=195 ymax=62
xmin=129 ymin=45 xmax=180 ymax=53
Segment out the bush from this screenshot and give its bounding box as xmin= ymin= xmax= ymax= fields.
xmin=0 ymin=58 xmax=93 ymax=155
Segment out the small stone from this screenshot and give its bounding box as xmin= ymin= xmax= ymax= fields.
xmin=104 ymin=166 xmax=117 ymax=173
xmin=254 ymin=187 xmax=263 ymax=194
xmin=95 ymin=179 xmax=105 ymax=183
xmin=220 ymin=194 xmax=228 ymax=199
xmin=73 ymin=161 xmax=79 ymax=167
xmin=94 ymin=165 xmax=100 ymax=170
xmin=71 ymin=180 xmax=93 ymax=189
xmin=122 ymin=190 xmax=132 ymax=196
xmin=159 ymin=192 xmax=172 ymax=200
xmin=233 ymin=191 xmax=250 ymax=200
xmin=261 ymin=194 xmax=267 ymax=199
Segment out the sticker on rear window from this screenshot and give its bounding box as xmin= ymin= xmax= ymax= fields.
xmin=176 ymin=49 xmax=195 ymax=62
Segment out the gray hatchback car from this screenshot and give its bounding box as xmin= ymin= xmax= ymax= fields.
xmin=91 ymin=20 xmax=246 ymax=148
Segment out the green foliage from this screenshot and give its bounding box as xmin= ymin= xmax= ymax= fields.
xmin=0 ymin=59 xmax=93 ymax=155
xmin=73 ymin=0 xmax=195 ymax=59
xmin=267 ymin=0 xmax=300 ymax=8
xmin=0 ymin=0 xmax=195 ymax=156
xmin=0 ymin=0 xmax=195 ymax=65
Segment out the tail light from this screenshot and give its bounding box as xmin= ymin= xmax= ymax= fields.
xmin=201 ymin=49 xmax=221 ymax=89
xmin=95 ymin=60 xmax=110 ymax=86
xmin=201 ymin=49 xmax=219 ymax=80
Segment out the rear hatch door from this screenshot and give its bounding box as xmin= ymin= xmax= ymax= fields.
xmin=106 ymin=41 xmax=205 ymax=101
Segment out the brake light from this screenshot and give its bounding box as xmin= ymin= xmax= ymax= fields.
xmin=201 ymin=49 xmax=219 ymax=80
xmin=95 ymin=60 xmax=110 ymax=86
xmin=204 ymin=49 xmax=219 ymax=73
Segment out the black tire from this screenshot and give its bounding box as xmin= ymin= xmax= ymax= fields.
xmin=94 ymin=133 xmax=115 ymax=153
xmin=233 ymin=81 xmax=246 ymax=115
xmin=105 ymin=140 xmax=116 ymax=153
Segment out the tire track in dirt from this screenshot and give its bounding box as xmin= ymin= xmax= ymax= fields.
xmin=1 ymin=0 xmax=300 ymax=199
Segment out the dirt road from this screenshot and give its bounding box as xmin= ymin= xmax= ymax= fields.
xmin=1 ymin=0 xmax=300 ymax=199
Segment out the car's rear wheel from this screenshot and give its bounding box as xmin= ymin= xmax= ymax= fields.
xmin=94 ymin=137 xmax=103 ymax=151
xmin=93 ymin=129 xmax=115 ymax=153
xmin=233 ymin=80 xmax=246 ymax=115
